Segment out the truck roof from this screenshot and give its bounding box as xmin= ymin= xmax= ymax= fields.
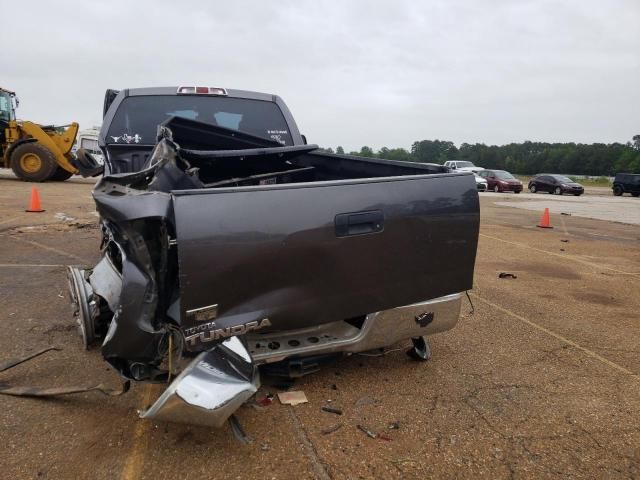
xmin=124 ymin=86 xmax=280 ymax=103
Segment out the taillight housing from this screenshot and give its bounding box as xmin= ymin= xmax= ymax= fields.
xmin=177 ymin=86 xmax=227 ymax=96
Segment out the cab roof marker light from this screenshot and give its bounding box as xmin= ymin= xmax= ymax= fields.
xmin=208 ymin=87 xmax=228 ymax=96
xmin=177 ymin=86 xmax=228 ymax=96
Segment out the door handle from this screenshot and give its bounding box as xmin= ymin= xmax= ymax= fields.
xmin=335 ymin=210 xmax=384 ymax=237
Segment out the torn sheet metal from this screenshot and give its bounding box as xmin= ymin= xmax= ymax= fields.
xmin=140 ymin=337 xmax=259 ymax=427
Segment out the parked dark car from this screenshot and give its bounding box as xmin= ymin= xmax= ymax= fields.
xmin=477 ymin=169 xmax=523 ymax=193
xmin=528 ymin=174 xmax=584 ymax=195
xmin=612 ymin=173 xmax=640 ymax=197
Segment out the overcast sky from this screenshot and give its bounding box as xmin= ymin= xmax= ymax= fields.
xmin=2 ymin=0 xmax=638 ymax=151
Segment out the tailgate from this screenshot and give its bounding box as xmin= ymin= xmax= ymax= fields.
xmin=173 ymin=173 xmax=479 ymax=350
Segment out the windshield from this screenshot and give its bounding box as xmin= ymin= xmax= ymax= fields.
xmin=107 ymin=95 xmax=292 ymax=145
xmin=457 ymin=161 xmax=475 ymax=168
xmin=552 ymin=175 xmax=573 ymax=183
xmin=0 ymin=92 xmax=14 ymax=122
xmin=495 ymin=171 xmax=515 ymax=180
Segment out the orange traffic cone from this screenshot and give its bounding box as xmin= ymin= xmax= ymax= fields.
xmin=26 ymin=186 xmax=45 ymax=213
xmin=537 ymin=207 xmax=552 ymax=228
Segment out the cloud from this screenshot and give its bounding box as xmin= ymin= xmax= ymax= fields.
xmin=2 ymin=0 xmax=638 ymax=150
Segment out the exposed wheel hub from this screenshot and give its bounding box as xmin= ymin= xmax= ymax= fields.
xmin=67 ymin=267 xmax=99 ymax=349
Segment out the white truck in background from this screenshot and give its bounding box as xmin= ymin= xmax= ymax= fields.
xmin=74 ymin=127 xmax=104 ymax=165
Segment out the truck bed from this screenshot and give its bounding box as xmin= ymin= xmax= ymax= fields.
xmin=93 ymin=116 xmax=480 ymax=356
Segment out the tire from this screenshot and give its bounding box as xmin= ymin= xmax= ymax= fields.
xmin=554 ymin=187 xmax=562 ymax=195
xmin=613 ymin=186 xmax=623 ymax=196
xmin=494 ymin=185 xmax=500 ymax=193
xmin=530 ymin=184 xmax=537 ymax=193
xmin=50 ymin=167 xmax=74 ymax=181
xmin=573 ymin=193 xmax=581 ymax=196
xmin=10 ymin=142 xmax=58 ymax=182
xmin=514 ymin=190 xmax=520 ymax=194
xmin=632 ymin=192 xmax=640 ymax=198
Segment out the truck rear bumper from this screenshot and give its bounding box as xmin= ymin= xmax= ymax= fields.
xmin=247 ymin=292 xmax=463 ymax=363
xmin=140 ymin=337 xmax=259 ymax=427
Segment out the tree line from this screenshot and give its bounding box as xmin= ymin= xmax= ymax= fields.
xmin=322 ymin=135 xmax=640 ymax=175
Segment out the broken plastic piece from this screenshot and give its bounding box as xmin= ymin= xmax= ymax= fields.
xmin=357 ymin=424 xmax=377 ymax=438
xmin=258 ymin=393 xmax=274 ymax=407
xmin=498 ymin=272 xmax=518 ymax=279
xmin=277 ymin=390 xmax=308 ymax=405
xmin=321 ymin=423 xmax=343 ymax=435
xmin=321 ymin=406 xmax=343 ymax=415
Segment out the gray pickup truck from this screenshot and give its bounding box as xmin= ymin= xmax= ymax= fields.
xmin=69 ymin=86 xmax=479 ymax=427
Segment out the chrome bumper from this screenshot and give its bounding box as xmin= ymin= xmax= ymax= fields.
xmin=140 ymin=337 xmax=259 ymax=427
xmin=248 ymin=293 xmax=463 ymax=362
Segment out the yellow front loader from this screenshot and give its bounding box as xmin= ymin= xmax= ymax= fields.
xmin=0 ymin=87 xmax=79 ymax=182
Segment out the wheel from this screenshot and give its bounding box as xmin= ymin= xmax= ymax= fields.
xmin=67 ymin=267 xmax=97 ymax=349
xmin=554 ymin=187 xmax=562 ymax=195
xmin=494 ymin=185 xmax=500 ymax=193
xmin=632 ymin=192 xmax=640 ymax=197
xmin=10 ymin=142 xmax=58 ymax=182
xmin=50 ymin=167 xmax=74 ymax=181
xmin=530 ymin=184 xmax=537 ymax=193
xmin=613 ymin=186 xmax=623 ymax=196
xmin=573 ymin=193 xmax=582 ymax=196
xmin=514 ymin=190 xmax=520 ymax=194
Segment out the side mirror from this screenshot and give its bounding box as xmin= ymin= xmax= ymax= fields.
xmin=72 ymin=148 xmax=104 ymax=177
xmin=301 ymin=134 xmax=308 ymax=145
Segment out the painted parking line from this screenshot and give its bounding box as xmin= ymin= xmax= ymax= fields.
xmin=479 ymin=232 xmax=640 ymax=277
xmin=470 ymin=293 xmax=638 ymax=378
xmin=121 ymin=385 xmax=154 ymax=480
xmin=0 ymin=263 xmax=69 ymax=268
xmin=7 ymin=235 xmax=91 ymax=265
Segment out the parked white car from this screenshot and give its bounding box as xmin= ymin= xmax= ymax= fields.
xmin=444 ymin=160 xmax=483 ymax=173
xmin=474 ymin=173 xmax=488 ymax=191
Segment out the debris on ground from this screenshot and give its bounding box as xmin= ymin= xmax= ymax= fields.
xmin=357 ymin=424 xmax=393 ymax=441
xmin=0 ymin=346 xmax=60 ymax=372
xmin=321 ymin=406 xmax=343 ymax=415
xmin=561 ymin=212 xmax=571 ymax=216
xmin=388 ymin=421 xmax=400 ymax=430
xmin=355 ymin=396 xmax=376 ymax=406
xmin=498 ymin=272 xmax=517 ymax=279
xmin=561 ymin=239 xmax=569 ymax=243
xmin=277 ymin=390 xmax=308 ymax=406
xmin=228 ymin=414 xmax=253 ymax=444
xmin=357 ymin=424 xmax=377 ymax=438
xmin=321 ymin=423 xmax=343 ymax=435
xmin=258 ymin=393 xmax=274 ymax=407
xmin=0 ymin=346 xmax=130 ymax=398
